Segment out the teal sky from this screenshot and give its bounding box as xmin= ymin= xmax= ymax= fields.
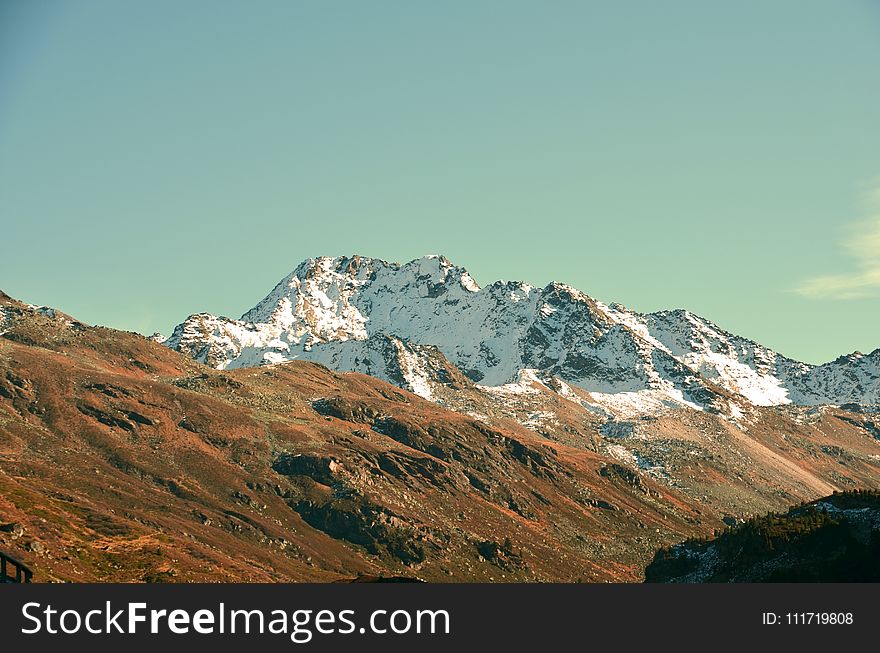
xmin=1 ymin=1 xmax=879 ymax=364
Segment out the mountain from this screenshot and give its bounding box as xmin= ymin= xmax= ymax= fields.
xmin=0 ymin=291 xmax=710 ymax=582
xmin=645 ymin=490 xmax=880 ymax=582
xmin=2 ymin=289 xmax=880 ymax=582
xmin=161 ymin=255 xmax=880 ymax=415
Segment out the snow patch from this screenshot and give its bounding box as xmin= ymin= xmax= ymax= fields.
xmin=0 ymin=307 xmax=10 ymax=336
xmin=479 ymin=369 xmax=546 ymax=396
xmin=590 ymin=388 xmax=703 ymax=418
xmin=27 ymin=304 xmax=56 ymax=319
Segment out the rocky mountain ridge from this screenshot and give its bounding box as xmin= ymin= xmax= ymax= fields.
xmin=159 ymin=255 xmax=880 ymax=416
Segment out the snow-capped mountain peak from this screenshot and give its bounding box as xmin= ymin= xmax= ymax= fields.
xmin=160 ymin=255 xmax=880 ymax=413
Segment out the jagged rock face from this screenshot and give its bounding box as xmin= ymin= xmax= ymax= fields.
xmin=161 ymin=255 xmax=880 ymax=411
xmin=789 ymin=351 xmax=880 ymax=406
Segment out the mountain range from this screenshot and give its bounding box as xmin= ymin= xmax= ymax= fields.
xmin=159 ymin=254 xmax=880 ymax=416
xmin=2 ymin=257 xmax=880 ymax=582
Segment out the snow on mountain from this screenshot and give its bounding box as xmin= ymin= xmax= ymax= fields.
xmin=639 ymin=309 xmax=808 ymax=407
xmin=0 ymin=307 xmax=11 ymax=336
xmin=160 ymin=255 xmax=880 ymax=412
xmin=790 ymin=350 xmax=880 ymax=406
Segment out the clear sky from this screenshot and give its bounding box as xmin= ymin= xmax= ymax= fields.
xmin=1 ymin=1 xmax=879 ymax=364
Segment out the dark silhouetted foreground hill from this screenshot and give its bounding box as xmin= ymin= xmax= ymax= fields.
xmin=645 ymin=490 xmax=880 ymax=582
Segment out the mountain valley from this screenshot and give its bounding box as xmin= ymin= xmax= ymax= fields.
xmin=2 ymin=256 xmax=879 ymax=582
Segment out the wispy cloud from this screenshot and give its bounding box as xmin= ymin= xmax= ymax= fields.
xmin=796 ymin=185 xmax=880 ymax=300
